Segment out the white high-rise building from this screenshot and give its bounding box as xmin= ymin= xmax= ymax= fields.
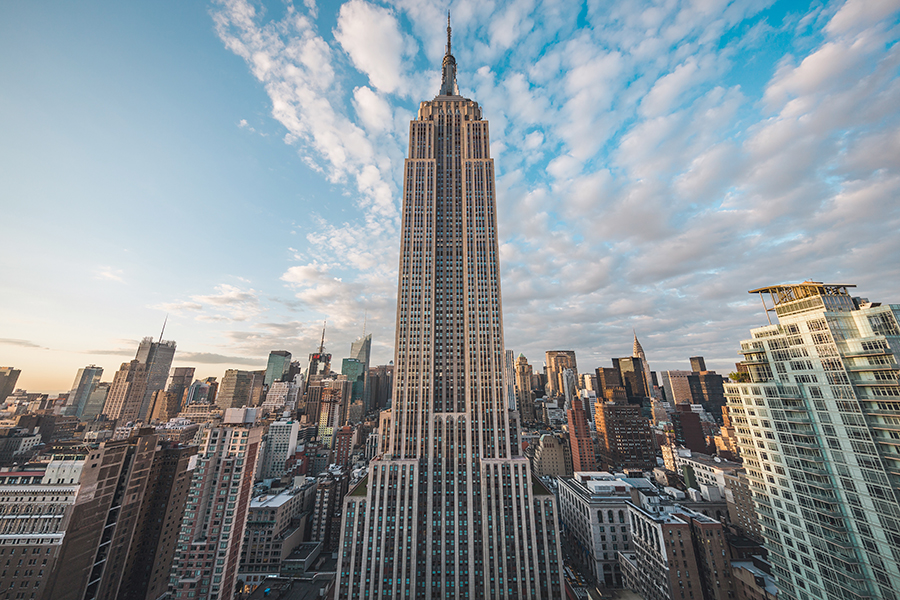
xmin=336 ymin=17 xmax=564 ymax=600
xmin=725 ymin=282 xmax=900 ymax=600
xmin=261 ymin=417 xmax=299 ymax=479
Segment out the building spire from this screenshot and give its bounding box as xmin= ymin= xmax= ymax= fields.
xmin=632 ymin=329 xmax=645 ymax=358
xmin=439 ymin=11 xmax=459 ymax=96
xmin=446 ymin=11 xmax=451 ymax=55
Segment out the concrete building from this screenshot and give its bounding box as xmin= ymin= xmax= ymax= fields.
xmin=217 ymin=369 xmax=254 ymax=410
xmin=546 ymin=350 xmax=579 ymax=399
xmin=134 ymin=336 xmax=177 ymax=422
xmin=533 ymin=433 xmax=573 ymax=478
xmin=725 ymin=282 xmax=900 ymax=600
xmin=0 ymin=368 xmax=20 ymax=403
xmin=44 ymin=430 xmax=159 ymax=600
xmin=568 ymin=406 xmax=597 ymax=472
xmin=514 ymin=354 xmax=536 ymax=421
xmin=557 ymin=473 xmax=654 ymax=586
xmin=337 ymin=23 xmax=563 ymax=599
xmin=169 ymin=423 xmax=263 ymax=600
xmin=238 ymin=486 xmax=309 ymax=590
xmin=0 ymin=456 xmax=82 ymax=599
xmin=621 ymin=487 xmax=734 ymax=600
xmin=595 ymin=400 xmax=656 ymax=472
xmin=103 ymin=359 xmax=148 ymax=423
xmin=261 ymin=418 xmax=300 ymax=479
xmin=670 ymin=448 xmax=741 ymax=500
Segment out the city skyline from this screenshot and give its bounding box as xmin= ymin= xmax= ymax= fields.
xmin=3 ymin=0 xmax=900 ymax=392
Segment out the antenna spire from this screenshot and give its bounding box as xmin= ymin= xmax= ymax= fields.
xmin=439 ymin=11 xmax=459 ymax=96
xmin=363 ymin=310 xmax=368 ymax=337
xmin=159 ymin=314 xmax=168 ymax=343
xmin=319 ymin=321 xmax=327 ymax=353
xmin=446 ymin=11 xmax=451 ymax=56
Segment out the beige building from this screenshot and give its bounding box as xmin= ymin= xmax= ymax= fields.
xmin=533 ymin=433 xmax=573 ymax=477
xmin=546 ymin=350 xmax=578 ymax=399
xmin=514 ymin=353 xmax=536 ymax=421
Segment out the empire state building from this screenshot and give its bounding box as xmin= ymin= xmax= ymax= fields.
xmin=337 ymin=18 xmax=564 ymax=600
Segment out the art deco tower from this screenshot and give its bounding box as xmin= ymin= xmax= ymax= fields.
xmin=337 ymin=18 xmax=564 ymax=600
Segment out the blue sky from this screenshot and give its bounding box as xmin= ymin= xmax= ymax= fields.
xmin=2 ymin=0 xmax=899 ymax=392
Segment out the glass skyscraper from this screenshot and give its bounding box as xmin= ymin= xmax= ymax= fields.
xmin=336 ymin=18 xmax=564 ymax=600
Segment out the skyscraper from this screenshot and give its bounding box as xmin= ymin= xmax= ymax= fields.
xmin=349 ymin=333 xmax=373 ymax=411
xmin=264 ymin=350 xmax=292 ymax=387
xmin=68 ymin=364 xmax=103 ymax=418
xmin=725 ymin=282 xmax=900 ymax=600
xmin=135 ymin=336 xmax=177 ymax=421
xmin=546 ymin=350 xmax=578 ymax=399
xmin=337 ymin=19 xmax=563 ymax=599
xmin=0 ymin=367 xmax=21 ymax=402
xmin=515 ymin=353 xmax=536 ymax=422
xmin=103 ymin=359 xmax=148 ymax=422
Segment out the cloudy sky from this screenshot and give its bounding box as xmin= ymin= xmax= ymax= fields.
xmin=2 ymin=0 xmax=899 ymax=393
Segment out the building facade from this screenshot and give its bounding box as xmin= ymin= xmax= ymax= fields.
xmin=336 ymin=20 xmax=563 ymax=600
xmin=725 ymin=282 xmax=900 ymax=600
xmin=169 ymin=423 xmax=263 ymax=600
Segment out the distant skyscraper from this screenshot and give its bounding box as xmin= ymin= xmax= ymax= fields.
xmin=515 ymin=353 xmax=536 ymax=421
xmin=613 ymin=356 xmax=650 ymax=404
xmin=135 ymin=336 xmax=177 ymax=421
xmin=594 ymin=399 xmax=655 ymax=471
xmin=82 ymin=381 xmax=110 ymax=421
xmin=341 ymin=357 xmax=366 ymax=412
xmin=349 ymin=333 xmax=372 ymax=410
xmin=632 ymin=332 xmax=656 ymax=398
xmin=264 ymin=350 xmax=292 ymax=387
xmin=567 ymin=406 xmax=596 ymax=472
xmin=366 ymin=364 xmax=393 ymax=410
xmin=167 ymin=366 xmax=195 ymax=399
xmin=217 ymin=369 xmax=253 ymax=409
xmin=726 ymin=282 xmax=900 ymax=600
xmin=103 ymin=359 xmax=148 ymax=423
xmin=68 ymin=364 xmax=103 ymax=418
xmin=546 ymin=350 xmax=578 ymax=399
xmin=0 ymin=367 xmax=21 ymax=402
xmin=337 ymin=19 xmax=563 ymax=599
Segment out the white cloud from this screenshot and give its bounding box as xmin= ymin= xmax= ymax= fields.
xmin=333 ymin=0 xmax=414 ymax=95
xmin=95 ymin=267 xmax=124 ymax=283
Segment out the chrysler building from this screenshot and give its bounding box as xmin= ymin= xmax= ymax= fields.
xmin=336 ymin=16 xmax=564 ymax=600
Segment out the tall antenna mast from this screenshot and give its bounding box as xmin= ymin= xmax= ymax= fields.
xmin=446 ymin=10 xmax=452 ymax=55
xmin=159 ymin=314 xmax=168 ymax=343
xmin=319 ymin=321 xmax=327 ymax=353
xmin=363 ymin=310 xmax=368 ymax=337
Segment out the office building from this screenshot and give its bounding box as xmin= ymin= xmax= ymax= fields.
xmin=0 ymin=456 xmax=82 ymax=599
xmin=44 ymin=430 xmax=159 ymax=600
xmin=135 ymin=336 xmax=177 ymax=421
xmin=567 ymin=406 xmax=597 ymax=472
xmin=169 ymin=422 xmax=264 ymax=600
xmin=217 ymin=369 xmax=253 ymax=409
xmin=0 ymin=367 xmax=20 ymax=403
xmin=103 ymin=359 xmax=148 ymax=423
xmin=595 ymin=400 xmax=656 ymax=471
xmin=558 ymin=473 xmax=653 ymax=586
xmin=67 ymin=365 xmax=103 ymax=418
xmin=633 ymin=333 xmax=657 ymax=398
xmin=725 ymin=282 xmax=900 ymax=600
xmin=533 ymin=433 xmax=574 ymax=478
xmin=613 ymin=356 xmax=651 ymax=403
xmin=662 ymin=370 xmax=696 ymax=404
xmin=515 ymin=354 xmax=536 ymax=421
xmin=119 ymin=442 xmax=198 ymax=600
xmin=337 ymin=21 xmax=563 ymax=600
xmin=546 ymin=350 xmax=578 ymax=399
xmin=366 ymin=364 xmax=393 ymax=410
xmin=79 ymin=381 xmax=110 ymax=421
xmin=341 ymin=357 xmax=366 ymax=414
xmin=265 ymin=350 xmax=292 ymax=387
xmin=349 ymin=334 xmax=372 ymax=411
